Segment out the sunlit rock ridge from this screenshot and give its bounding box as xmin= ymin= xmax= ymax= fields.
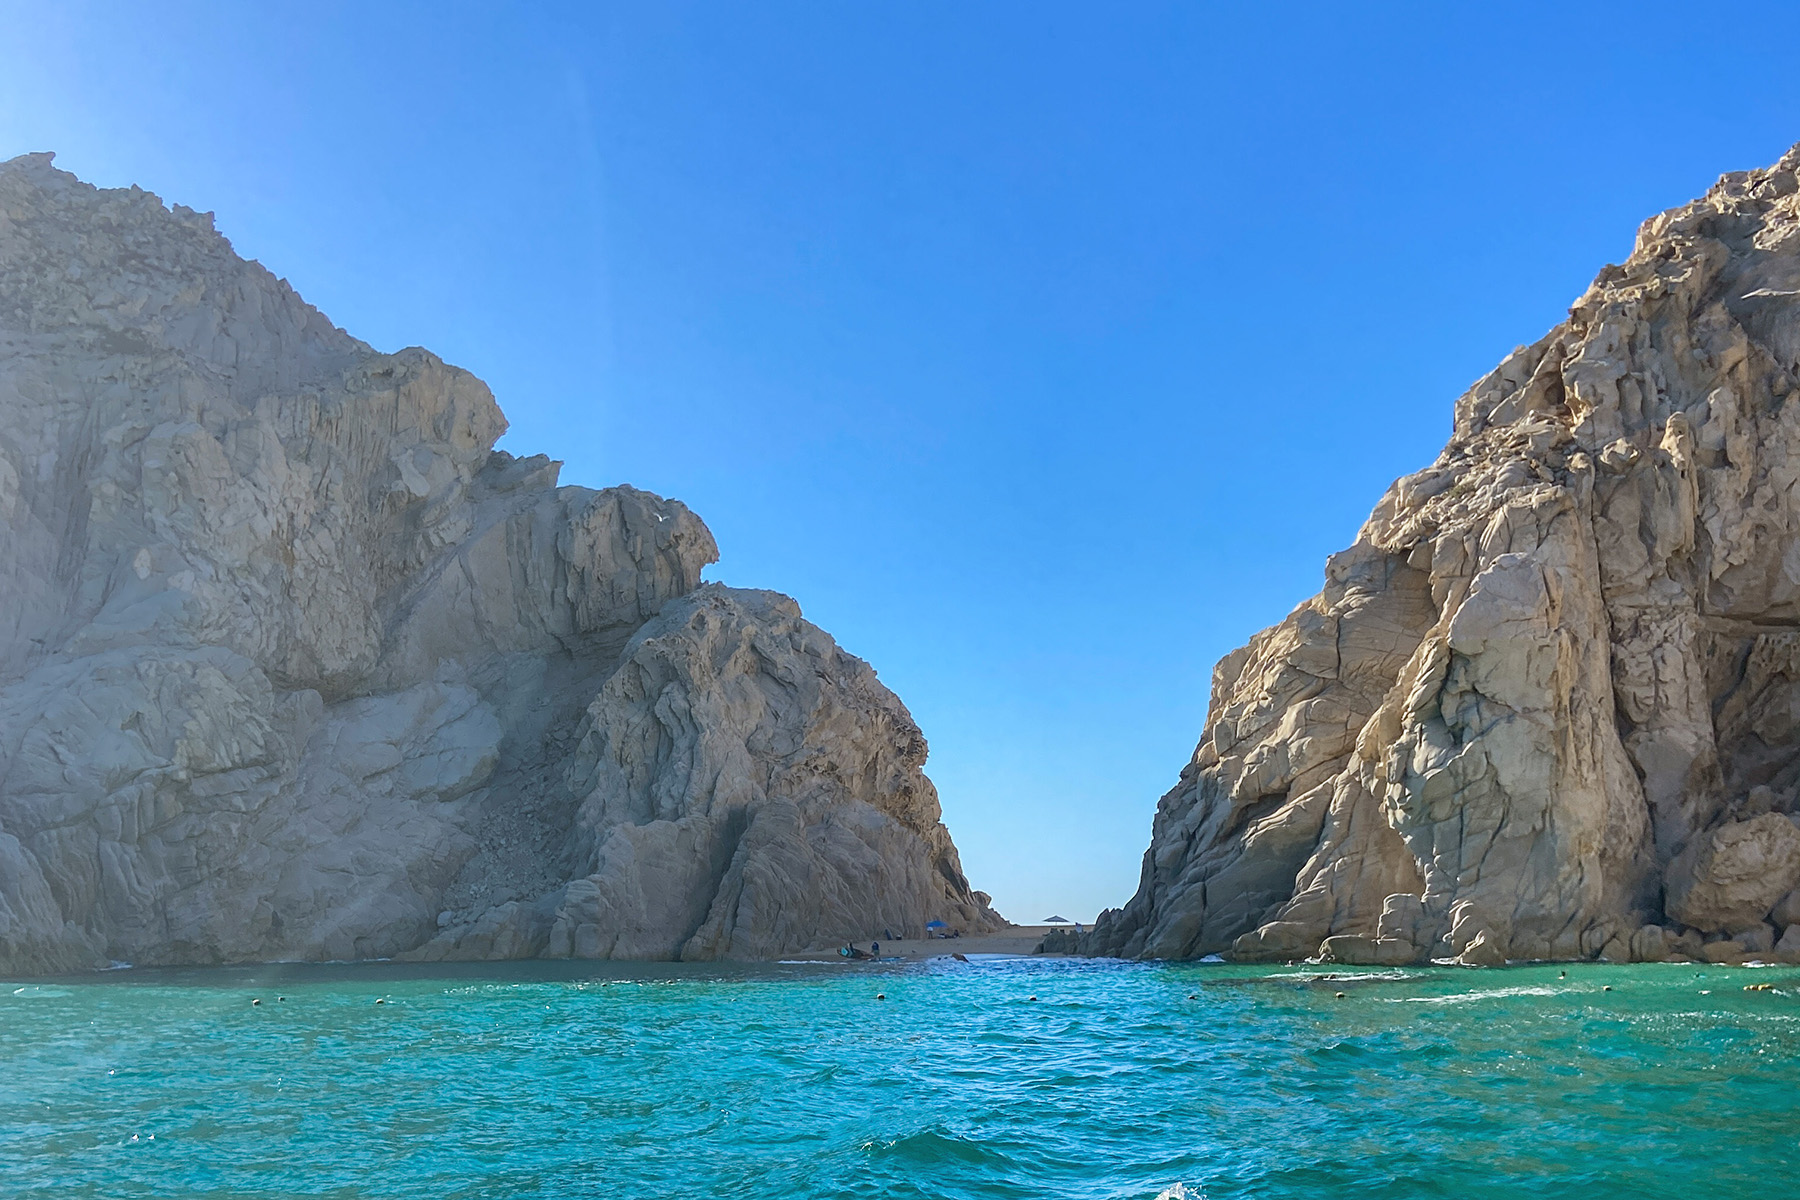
xmin=0 ymin=152 xmax=999 ymax=975
xmin=1093 ymin=143 xmax=1800 ymax=967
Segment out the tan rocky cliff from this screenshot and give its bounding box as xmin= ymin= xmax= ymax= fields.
xmin=1092 ymin=143 xmax=1800 ymax=967
xmin=0 ymin=152 xmax=999 ymax=975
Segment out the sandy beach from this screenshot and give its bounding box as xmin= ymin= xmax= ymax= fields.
xmin=788 ymin=925 xmax=1082 ymax=963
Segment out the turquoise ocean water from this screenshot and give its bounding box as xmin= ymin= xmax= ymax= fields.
xmin=2 ymin=956 xmax=1796 ymax=1198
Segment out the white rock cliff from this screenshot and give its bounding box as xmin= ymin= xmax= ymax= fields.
xmin=1094 ymin=144 xmax=1800 ymax=967
xmin=0 ymin=153 xmax=998 ymax=975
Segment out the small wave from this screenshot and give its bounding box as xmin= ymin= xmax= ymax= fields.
xmin=862 ymin=1125 xmax=1014 ymax=1169
xmin=1305 ymin=1039 xmax=1384 ymax=1063
xmin=1155 ymin=1184 xmax=1204 ymax=1200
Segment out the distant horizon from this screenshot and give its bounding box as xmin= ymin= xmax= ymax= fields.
xmin=6 ymin=1 xmax=1800 ymax=922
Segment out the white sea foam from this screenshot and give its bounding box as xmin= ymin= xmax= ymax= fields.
xmin=1390 ymin=985 xmax=1562 ymax=1005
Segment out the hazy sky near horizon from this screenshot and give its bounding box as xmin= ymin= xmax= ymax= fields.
xmin=6 ymin=2 xmax=1800 ymax=923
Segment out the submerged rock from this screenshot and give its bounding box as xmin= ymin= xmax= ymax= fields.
xmin=0 ymin=153 xmax=998 ymax=974
xmin=1092 ymin=142 xmax=1800 ymax=965
xmin=1317 ymin=934 xmax=1418 ymax=967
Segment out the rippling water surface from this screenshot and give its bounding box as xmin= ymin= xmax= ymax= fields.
xmin=2 ymin=957 xmax=1796 ymax=1198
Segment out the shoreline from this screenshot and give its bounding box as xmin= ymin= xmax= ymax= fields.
xmin=787 ymin=924 xmax=1076 ymax=963
xmin=13 ymin=934 xmax=1799 ymax=982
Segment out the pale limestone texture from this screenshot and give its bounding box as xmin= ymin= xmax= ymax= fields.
xmin=1663 ymin=812 xmax=1800 ymax=934
xmin=0 ymin=153 xmax=997 ymax=975
xmin=1093 ymin=144 xmax=1800 ymax=966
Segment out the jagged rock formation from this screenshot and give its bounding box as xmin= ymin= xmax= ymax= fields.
xmin=0 ymin=152 xmax=998 ymax=975
xmin=1093 ymin=144 xmax=1800 ymax=966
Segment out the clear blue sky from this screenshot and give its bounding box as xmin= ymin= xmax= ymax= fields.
xmin=6 ymin=2 xmax=1800 ymax=923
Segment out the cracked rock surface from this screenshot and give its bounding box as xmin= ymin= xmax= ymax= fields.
xmin=1092 ymin=143 xmax=1800 ymax=966
xmin=0 ymin=153 xmax=997 ymax=975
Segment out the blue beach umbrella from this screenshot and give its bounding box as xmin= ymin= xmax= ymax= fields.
xmin=925 ymin=920 xmax=947 ymax=931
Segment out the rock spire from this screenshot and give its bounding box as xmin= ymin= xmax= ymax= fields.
xmin=1093 ymin=143 xmax=1800 ymax=967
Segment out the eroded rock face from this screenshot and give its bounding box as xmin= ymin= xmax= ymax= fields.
xmin=1092 ymin=143 xmax=1800 ymax=965
xmin=0 ymin=153 xmax=997 ymax=975
xmin=1664 ymin=814 xmax=1800 ymax=934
